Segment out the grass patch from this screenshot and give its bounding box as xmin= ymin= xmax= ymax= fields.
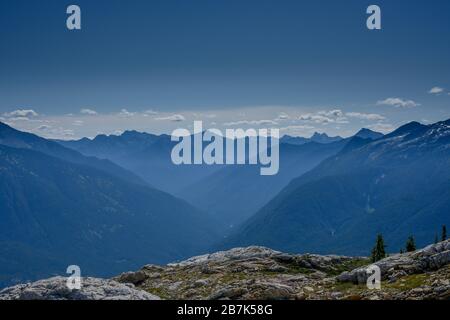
xmin=218 ymin=272 xmax=248 ymax=284
xmin=145 ymin=286 xmax=172 ymax=299
xmin=285 ymin=265 xmax=315 ymax=275
xmin=326 ymin=258 xmax=371 ymax=276
xmin=385 ymin=273 xmax=429 ymax=291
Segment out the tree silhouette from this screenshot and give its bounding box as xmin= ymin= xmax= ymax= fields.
xmin=371 ymin=234 xmax=386 ymax=262
xmin=405 ymin=236 xmax=416 ymax=252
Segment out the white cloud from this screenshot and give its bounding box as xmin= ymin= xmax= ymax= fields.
xmin=376 ymin=98 xmax=419 ymax=108
xmin=279 ymin=125 xmax=315 ymax=136
xmin=2 ymin=105 xmax=401 ymax=140
xmin=318 ymin=109 xmax=344 ymax=118
xmin=346 ymin=112 xmax=385 ymax=121
xmin=61 ymin=129 xmax=75 ymax=137
xmin=191 ymin=113 xmax=217 ymax=120
xmin=7 ymin=117 xmax=31 ymax=122
xmin=80 ymin=108 xmax=98 ymax=115
xmin=298 ymin=114 xmax=332 ymax=123
xmin=143 ymin=109 xmax=159 ymax=115
xmin=429 ymin=87 xmax=444 ymax=94
xmin=298 ymin=109 xmax=348 ymax=124
xmin=29 ymin=126 xmax=75 ymax=140
xmin=275 ymin=112 xmax=290 ymax=121
xmin=223 ymin=119 xmax=278 ymax=126
xmin=367 ymin=123 xmax=395 ymax=134
xmin=155 ymin=114 xmax=186 ymax=122
xmin=4 ymin=109 xmax=38 ymax=118
xmin=113 ymin=130 xmax=124 ymax=135
xmin=118 ymin=109 xmax=136 ymax=117
xmin=36 ymin=125 xmax=51 ymax=131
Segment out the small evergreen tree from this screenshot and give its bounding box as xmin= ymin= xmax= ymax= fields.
xmin=405 ymin=236 xmax=416 ymax=252
xmin=442 ymin=225 xmax=447 ymax=242
xmin=371 ymin=234 xmax=386 ymax=262
xmin=434 ymin=234 xmax=439 ymax=244
xmin=400 ymin=248 xmax=404 ymax=254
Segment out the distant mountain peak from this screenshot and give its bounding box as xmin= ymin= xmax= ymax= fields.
xmin=399 ymin=120 xmax=427 ymax=131
xmin=311 ymin=132 xmax=326 ymax=138
xmin=121 ymin=130 xmax=145 ymax=137
xmin=310 ymin=132 xmax=343 ymax=144
xmin=355 ymin=128 xmax=384 ymax=140
xmin=386 ymin=121 xmax=428 ymax=138
xmin=281 ymin=132 xmax=343 ymax=146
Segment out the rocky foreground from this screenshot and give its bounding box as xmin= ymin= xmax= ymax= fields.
xmin=1 ymin=240 xmax=449 ymax=300
xmin=0 ymin=277 xmax=159 ymax=300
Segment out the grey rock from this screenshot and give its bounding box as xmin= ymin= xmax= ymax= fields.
xmin=207 ymin=287 xmax=248 ymax=300
xmin=193 ymin=279 xmax=209 ymax=287
xmin=338 ymin=239 xmax=450 ymax=284
xmin=254 ymin=282 xmax=294 ymax=300
xmin=0 ymin=276 xmax=160 ymax=300
xmin=114 ymin=270 xmax=147 ymax=285
xmin=330 ymin=292 xmax=343 ymax=299
xmin=170 ymin=246 xmax=280 ymax=267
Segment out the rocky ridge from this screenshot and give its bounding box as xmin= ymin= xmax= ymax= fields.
xmin=1 ymin=240 xmax=449 ymax=300
xmin=0 ymin=276 xmax=159 ymax=300
xmin=116 ymin=241 xmax=450 ymax=300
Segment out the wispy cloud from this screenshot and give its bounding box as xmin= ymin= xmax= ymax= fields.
xmin=80 ymin=108 xmax=98 ymax=115
xmin=318 ymin=109 xmax=344 ymax=118
xmin=34 ymin=125 xmax=74 ymax=138
xmin=6 ymin=117 xmax=31 ymax=122
xmin=298 ymin=114 xmax=333 ymax=123
xmin=143 ymin=109 xmax=159 ymax=115
xmin=367 ymin=122 xmax=395 ymax=134
xmin=192 ymin=113 xmax=217 ymax=119
xmin=376 ymin=98 xmax=419 ymax=108
xmin=279 ymin=125 xmax=315 ymax=136
xmin=298 ymin=109 xmax=348 ymax=124
xmin=118 ymin=109 xmax=136 ymax=117
xmin=36 ymin=124 xmax=51 ymax=131
xmin=274 ymin=112 xmax=290 ymax=121
xmin=0 ymin=105 xmax=401 ymax=140
xmin=428 ymin=87 xmax=444 ymax=94
xmin=223 ymin=119 xmax=278 ymax=126
xmin=155 ymin=114 xmax=186 ymax=122
xmin=346 ymin=112 xmax=385 ymax=121
xmin=4 ymin=109 xmax=38 ymax=118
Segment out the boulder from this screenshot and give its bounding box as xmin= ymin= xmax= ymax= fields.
xmin=0 ymin=276 xmax=160 ymax=300
xmin=337 ymin=239 xmax=450 ymax=284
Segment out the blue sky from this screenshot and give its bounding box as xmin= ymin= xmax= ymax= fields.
xmin=1 ymin=0 xmax=450 ymax=139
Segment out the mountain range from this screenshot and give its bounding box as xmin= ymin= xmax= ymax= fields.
xmin=280 ymin=132 xmax=344 ymax=145
xmin=57 ymin=131 xmax=222 ymax=194
xmin=1 ymin=118 xmax=449 ymax=288
xmin=0 ymin=122 xmax=217 ymax=287
xmin=59 ymin=130 xmax=380 ymax=228
xmin=222 ymin=120 xmax=450 ymax=255
xmin=179 ymin=129 xmax=387 ymax=227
